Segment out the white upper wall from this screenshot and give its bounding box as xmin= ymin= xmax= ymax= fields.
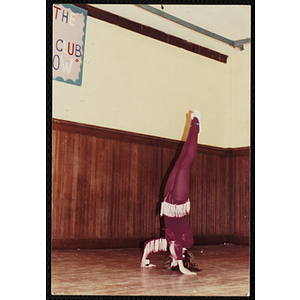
xmin=53 ymin=6 xmax=251 ymax=148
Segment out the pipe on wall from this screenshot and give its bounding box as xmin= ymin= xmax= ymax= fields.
xmin=136 ymin=4 xmax=251 ymax=51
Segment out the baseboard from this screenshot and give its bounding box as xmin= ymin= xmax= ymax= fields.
xmin=52 ymin=235 xmax=249 ymax=250
xmin=193 ymin=235 xmax=250 ymax=246
xmin=51 ymin=238 xmax=147 ymax=251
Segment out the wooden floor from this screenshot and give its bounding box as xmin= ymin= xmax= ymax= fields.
xmin=51 ymin=245 xmax=250 ymax=297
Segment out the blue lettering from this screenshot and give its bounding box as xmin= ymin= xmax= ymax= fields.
xmin=75 ymin=44 xmax=82 ymax=58
xmin=56 ymin=39 xmax=63 ymax=52
xmin=62 ymin=10 xmax=68 ymax=23
xmin=53 ymin=54 xmax=60 ymax=70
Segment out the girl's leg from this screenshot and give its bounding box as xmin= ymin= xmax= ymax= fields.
xmin=171 ymin=118 xmax=199 ymax=200
xmin=164 ymin=116 xmax=200 ymax=198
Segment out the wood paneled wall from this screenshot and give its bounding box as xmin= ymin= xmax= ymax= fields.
xmin=52 ymin=119 xmax=250 ymax=250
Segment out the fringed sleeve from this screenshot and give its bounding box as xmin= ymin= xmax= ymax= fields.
xmin=143 ymin=238 xmax=168 ymax=260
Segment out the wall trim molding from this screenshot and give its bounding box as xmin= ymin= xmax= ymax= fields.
xmin=74 ymin=4 xmax=228 ymax=63
xmin=52 ymin=118 xmax=249 ymax=156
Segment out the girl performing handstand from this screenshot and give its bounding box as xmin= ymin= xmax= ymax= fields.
xmin=140 ymin=110 xmax=202 ymax=275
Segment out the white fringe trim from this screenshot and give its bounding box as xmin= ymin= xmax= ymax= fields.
xmin=160 ymin=199 xmax=190 ymax=217
xmin=144 ymin=238 xmax=167 ymax=259
xmin=169 ymin=241 xmax=177 ymax=260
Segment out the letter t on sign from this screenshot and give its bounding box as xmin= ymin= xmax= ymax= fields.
xmin=53 ymin=6 xmax=61 ymax=19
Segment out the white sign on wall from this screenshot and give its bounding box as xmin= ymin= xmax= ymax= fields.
xmin=52 ymin=4 xmax=87 ymax=86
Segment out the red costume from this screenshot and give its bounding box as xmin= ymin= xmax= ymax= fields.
xmin=141 ymin=116 xmax=199 ymax=264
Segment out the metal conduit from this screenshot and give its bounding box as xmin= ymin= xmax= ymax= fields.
xmin=136 ymin=4 xmax=250 ymax=51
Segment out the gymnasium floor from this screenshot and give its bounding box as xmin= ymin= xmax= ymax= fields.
xmin=51 ymin=244 xmax=250 ymax=297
